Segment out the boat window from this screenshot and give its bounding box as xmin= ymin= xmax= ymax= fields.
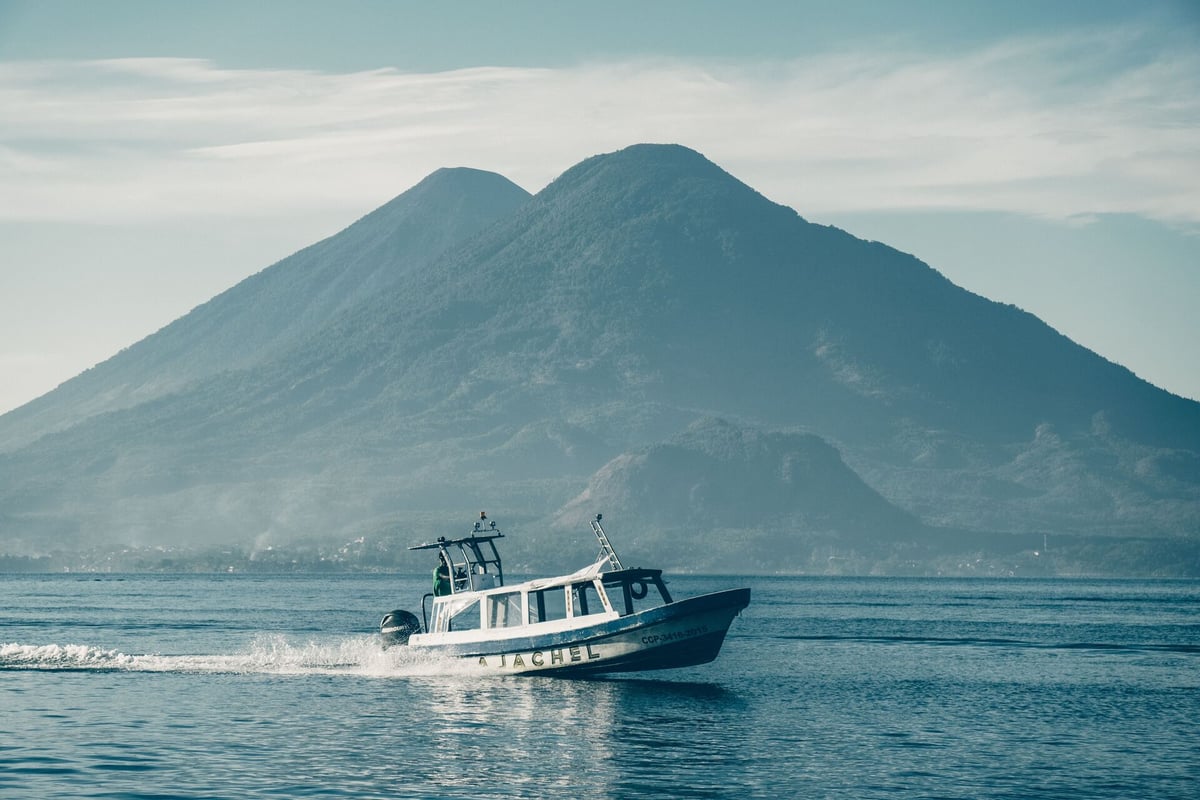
xmin=570 ymin=581 xmax=607 ymax=617
xmin=603 ymin=572 xmax=669 ymax=616
xmin=528 ymin=587 xmax=567 ymax=624
xmin=447 ymin=598 xmax=481 ymax=632
xmin=487 ymin=592 xmax=524 ymax=629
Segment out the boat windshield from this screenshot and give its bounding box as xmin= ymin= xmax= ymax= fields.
xmin=434 ymin=595 xmax=482 ymax=633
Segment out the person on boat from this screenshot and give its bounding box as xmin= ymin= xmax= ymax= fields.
xmin=433 ymin=554 xmax=452 ymax=596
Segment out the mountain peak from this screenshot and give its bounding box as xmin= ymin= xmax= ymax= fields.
xmin=408 ymin=165 xmax=528 ymax=199
xmin=547 ymin=142 xmax=744 ymax=194
xmin=518 ymin=143 xmax=801 ymax=244
xmin=594 ymin=142 xmax=716 ymax=168
xmin=363 ymin=167 xmax=529 ymax=228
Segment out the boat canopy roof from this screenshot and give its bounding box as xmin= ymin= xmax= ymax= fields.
xmin=408 ymin=512 xmax=632 ymax=597
xmin=409 ymin=513 xmax=505 ymax=592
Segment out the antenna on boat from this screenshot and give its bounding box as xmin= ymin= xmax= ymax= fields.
xmin=590 ymin=513 xmax=624 ymax=571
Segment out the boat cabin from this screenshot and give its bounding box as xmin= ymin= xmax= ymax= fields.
xmin=410 ymin=514 xmax=672 ymax=636
xmin=426 ymin=566 xmax=672 ymax=635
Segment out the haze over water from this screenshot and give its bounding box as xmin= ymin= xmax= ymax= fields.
xmin=3 ymin=573 xmax=1196 ymax=799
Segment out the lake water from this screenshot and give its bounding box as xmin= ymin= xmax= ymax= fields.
xmin=2 ymin=574 xmax=1197 ymax=799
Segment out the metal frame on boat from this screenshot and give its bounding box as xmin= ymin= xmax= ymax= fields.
xmin=380 ymin=513 xmax=750 ymax=675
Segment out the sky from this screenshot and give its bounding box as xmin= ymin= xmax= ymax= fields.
xmin=1 ymin=0 xmax=1198 ymax=415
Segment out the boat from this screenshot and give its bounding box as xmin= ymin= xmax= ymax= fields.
xmin=379 ymin=512 xmax=750 ymax=675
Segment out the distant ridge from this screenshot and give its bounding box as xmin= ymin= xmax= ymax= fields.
xmin=1 ymin=144 xmax=1196 ymax=574
xmin=554 ymin=417 xmax=924 ymax=571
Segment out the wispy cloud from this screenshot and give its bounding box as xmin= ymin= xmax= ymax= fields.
xmin=2 ymin=25 xmax=1197 ymax=227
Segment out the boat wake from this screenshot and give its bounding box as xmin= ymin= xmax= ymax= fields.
xmin=0 ymin=635 xmax=477 ymax=678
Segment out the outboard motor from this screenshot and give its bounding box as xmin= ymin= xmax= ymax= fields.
xmin=380 ymin=609 xmax=422 ymax=647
